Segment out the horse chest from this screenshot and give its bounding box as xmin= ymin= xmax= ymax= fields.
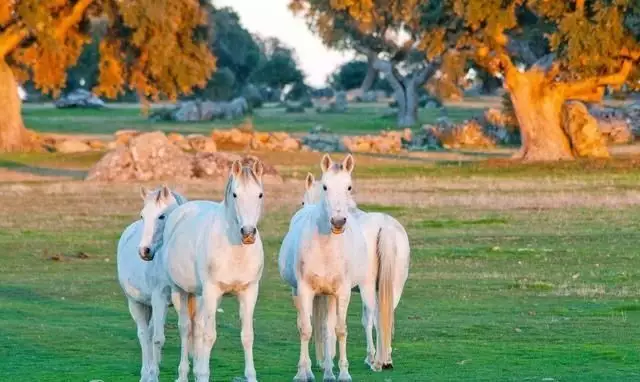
xmin=210 ymin=246 xmax=262 ymax=294
xmin=299 ymin=235 xmax=348 ymax=295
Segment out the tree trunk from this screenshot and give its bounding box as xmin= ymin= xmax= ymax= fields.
xmin=0 ymin=60 xmax=34 ymax=152
xmin=359 ymin=59 xmax=377 ymax=94
xmin=508 ymin=71 xmax=574 ymax=161
xmin=396 ymin=79 xmax=419 ymax=127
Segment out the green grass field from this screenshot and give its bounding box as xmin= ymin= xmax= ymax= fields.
xmin=21 ymin=102 xmax=479 ymax=136
xmin=2 ymin=166 xmax=640 ymax=381
xmin=2 ymin=100 xmax=640 ymax=381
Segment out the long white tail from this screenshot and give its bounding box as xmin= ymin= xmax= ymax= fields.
xmin=312 ymin=295 xmax=328 ymax=368
xmin=376 ymin=226 xmax=396 ymax=367
xmin=187 ymin=293 xmax=197 ymax=358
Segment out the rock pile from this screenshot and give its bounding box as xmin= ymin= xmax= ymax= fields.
xmin=149 ymin=97 xmax=249 ymax=122
xmin=588 ymin=105 xmax=634 ymax=144
xmin=54 ymin=89 xmax=105 ymax=109
xmin=481 ymin=107 xmax=520 ymax=145
xmin=342 ymin=129 xmax=411 ymax=154
xmin=563 ymin=101 xmax=610 ymax=158
xmin=408 ymin=119 xmax=496 ymax=150
xmin=300 ymin=125 xmax=346 ymax=152
xmin=86 ymin=131 xmax=282 ymax=182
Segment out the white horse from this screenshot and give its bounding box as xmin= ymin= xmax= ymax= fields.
xmin=279 ymin=154 xmax=382 ymax=382
xmin=158 ymin=160 xmax=265 ymax=382
xmin=116 ymin=185 xmax=188 ymax=382
xmin=302 ymin=172 xmax=410 ymax=369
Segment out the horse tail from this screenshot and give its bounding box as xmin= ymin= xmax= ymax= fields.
xmin=376 ymin=225 xmax=396 ymax=368
xmin=312 ymin=295 xmax=328 ymax=369
xmin=187 ymin=293 xmax=197 ymax=357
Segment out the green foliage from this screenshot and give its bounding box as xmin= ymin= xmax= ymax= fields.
xmin=209 ymin=7 xmax=262 ymax=88
xmin=330 ymin=60 xmax=370 ymax=90
xmin=251 ymin=37 xmax=305 ymax=91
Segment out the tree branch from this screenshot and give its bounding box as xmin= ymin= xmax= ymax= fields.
xmin=54 ymin=0 xmax=95 ymax=39
xmin=561 ymin=60 xmax=633 ymax=100
xmin=0 ymin=0 xmax=94 ymax=59
xmin=0 ymin=25 xmax=28 ymax=59
xmin=373 ymin=57 xmax=404 ymax=94
xmin=414 ymin=60 xmax=440 ymax=85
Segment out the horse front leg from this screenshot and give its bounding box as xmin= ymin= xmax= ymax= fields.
xmin=193 ymin=282 xmax=222 ymax=382
xmin=322 ymin=295 xmax=337 ymax=381
xmin=171 ymin=289 xmax=191 ymax=382
xmin=238 ymin=282 xmax=259 ymax=382
xmin=149 ymin=288 xmax=170 ymax=382
xmin=294 ymin=283 xmax=315 ymax=382
xmin=336 ymin=288 xmax=352 ymax=382
xmin=128 ymin=299 xmax=152 ymax=382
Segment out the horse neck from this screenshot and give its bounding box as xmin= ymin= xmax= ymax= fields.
xmin=313 ymin=195 xmax=332 ymax=233
xmin=222 ymin=178 xmax=242 ymax=239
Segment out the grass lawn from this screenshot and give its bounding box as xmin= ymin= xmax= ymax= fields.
xmin=1 ymin=163 xmax=640 ymax=381
xmin=21 ymin=102 xmax=480 ymax=136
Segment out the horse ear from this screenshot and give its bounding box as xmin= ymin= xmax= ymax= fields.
xmin=160 ymin=184 xmax=171 ymax=200
xmin=231 ymin=160 xmax=242 ymax=178
xmin=252 ymin=160 xmax=264 ymax=178
xmin=305 ymin=172 xmax=315 ymax=190
xmin=140 ymin=186 xmax=149 ymax=200
xmin=343 ymin=154 xmax=355 ymax=173
xmin=320 ymin=153 xmax=332 ymax=173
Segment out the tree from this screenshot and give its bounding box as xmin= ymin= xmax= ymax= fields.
xmin=330 ymin=60 xmax=370 ymax=90
xmin=207 ymin=6 xmax=261 ymax=93
xmin=251 ymin=37 xmax=304 ymax=91
xmin=0 ymin=0 xmax=215 ymax=152
xmin=290 ymin=0 xmax=444 ymax=127
xmin=307 ymin=0 xmax=640 ymax=161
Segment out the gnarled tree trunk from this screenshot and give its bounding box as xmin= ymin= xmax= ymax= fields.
xmin=0 ymin=60 xmax=34 ymax=152
xmin=374 ymin=58 xmax=438 ymax=128
xmin=500 ymin=54 xmax=633 ymax=162
xmin=508 ymin=71 xmax=574 ymax=161
xmin=359 ymin=56 xmax=377 ymax=94
xmin=394 ymin=77 xmax=420 ymax=127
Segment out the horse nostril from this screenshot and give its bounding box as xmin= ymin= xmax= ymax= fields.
xmin=241 ymin=226 xmax=256 ymax=237
xmin=331 ymin=217 xmax=347 ymax=228
xmin=143 ymin=247 xmax=150 ymax=255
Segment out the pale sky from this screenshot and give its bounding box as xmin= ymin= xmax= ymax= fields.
xmin=213 ymin=0 xmax=355 ymax=87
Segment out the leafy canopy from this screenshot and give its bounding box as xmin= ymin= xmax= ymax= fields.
xmin=292 ymin=0 xmax=640 ymax=92
xmin=0 ymin=0 xmax=216 ymax=101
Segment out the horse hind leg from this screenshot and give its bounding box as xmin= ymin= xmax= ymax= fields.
xmin=359 ymin=282 xmax=379 ymax=372
xmin=361 ymin=301 xmax=376 ymax=369
xmin=128 ymin=299 xmax=152 ymax=382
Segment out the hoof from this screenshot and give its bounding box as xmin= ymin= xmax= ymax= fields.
xmin=293 ymin=372 xmax=315 ymax=382
xmin=337 ymin=376 xmax=352 ymax=382
xmin=323 ymin=377 xmax=336 ymax=382
xmin=382 ymin=363 xmax=393 ymax=370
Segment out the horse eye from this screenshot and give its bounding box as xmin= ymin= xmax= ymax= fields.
xmin=158 ymin=214 xmax=165 ymax=220
xmin=348 ymin=186 xmax=352 ymax=191
xmin=323 ymin=185 xmax=327 ymax=191
xmin=302 ymin=202 xmax=305 ymax=206
xmin=233 ymin=193 xmax=237 ymax=198
xmin=259 ymin=193 xmax=263 ymax=199
xmin=140 ymin=215 xmax=143 ymax=220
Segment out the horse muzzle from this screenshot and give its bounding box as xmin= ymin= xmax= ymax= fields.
xmin=330 ymin=217 xmax=347 ymax=235
xmin=240 ymin=226 xmax=257 ymax=245
xmin=138 ymin=246 xmax=154 ymax=261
